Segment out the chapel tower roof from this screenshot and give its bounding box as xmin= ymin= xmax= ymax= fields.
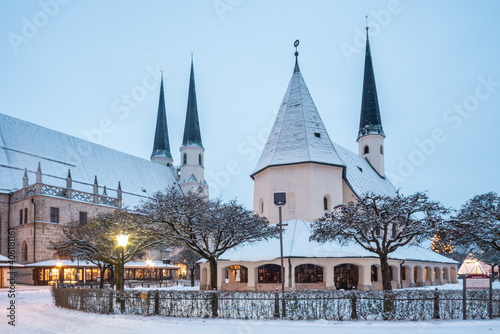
xmin=182 ymin=56 xmax=203 ymax=148
xmin=151 ymin=73 xmax=173 ymax=161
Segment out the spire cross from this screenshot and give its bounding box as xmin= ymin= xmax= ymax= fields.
xmin=294 ymin=39 xmax=299 ymax=57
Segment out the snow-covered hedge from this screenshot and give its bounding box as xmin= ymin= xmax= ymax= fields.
xmin=52 ymin=288 xmax=500 ymax=320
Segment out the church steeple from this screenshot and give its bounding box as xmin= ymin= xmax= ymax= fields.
xmin=179 ymin=54 xmax=207 ymax=196
xmin=182 ymin=56 xmax=203 ymax=148
xmin=151 ymin=73 xmax=173 ymax=166
xmin=357 ymin=27 xmax=385 ymax=140
xmin=357 ymin=26 xmax=385 ymax=177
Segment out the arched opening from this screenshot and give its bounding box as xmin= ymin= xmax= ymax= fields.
xmin=201 ymin=268 xmax=208 ymax=290
xmin=259 ymin=198 xmax=264 ymax=214
xmin=443 ymin=267 xmax=449 ymax=281
xmin=295 ymin=264 xmax=323 ymax=283
xmin=371 ymin=265 xmax=378 ymax=282
xmin=334 ymin=264 xmax=359 ymax=290
xmin=21 ymin=241 xmax=28 ymax=262
xmin=224 ymin=265 xmax=248 ymax=283
xmin=323 ymin=195 xmax=330 ymax=211
xmin=380 ymin=145 xmax=384 ymax=155
xmin=364 ymin=146 xmax=369 ymax=154
xmin=434 ymin=267 xmax=441 ymax=280
xmin=198 ymin=154 xmax=202 ymax=166
xmin=258 ymin=264 xmax=282 ymax=283
xmin=183 ymin=153 xmax=187 ymax=165
xmin=389 ymin=266 xmax=394 ymax=281
xmin=414 ymin=266 xmax=424 ymax=286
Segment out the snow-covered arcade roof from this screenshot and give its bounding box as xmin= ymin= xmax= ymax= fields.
xmin=0 ymin=113 xmax=179 ymax=208
xmin=219 ymin=219 xmax=457 ymax=265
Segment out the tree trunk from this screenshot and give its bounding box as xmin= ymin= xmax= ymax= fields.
xmin=208 ymin=257 xmax=218 ymax=290
xmin=190 ymin=268 xmax=195 ymax=287
xmin=99 ymin=266 xmax=105 ymax=289
xmin=115 ymin=251 xmax=123 ymax=291
xmin=379 ymin=253 xmax=392 ymax=291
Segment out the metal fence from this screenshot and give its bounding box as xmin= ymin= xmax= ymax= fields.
xmin=52 ymin=288 xmax=500 ymax=321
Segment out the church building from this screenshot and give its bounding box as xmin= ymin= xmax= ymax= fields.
xmin=200 ymin=33 xmax=458 ymax=291
xmin=0 ymin=57 xmax=207 ymax=286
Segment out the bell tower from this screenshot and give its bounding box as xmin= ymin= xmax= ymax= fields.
xmin=357 ymin=27 xmax=385 ymax=177
xmin=179 ymin=55 xmax=208 ymax=196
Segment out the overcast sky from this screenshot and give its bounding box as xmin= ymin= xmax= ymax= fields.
xmin=1 ymin=0 xmax=499 ymax=211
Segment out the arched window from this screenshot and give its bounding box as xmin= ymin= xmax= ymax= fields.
xmin=389 ymin=266 xmax=394 ymax=280
xmin=364 ymin=145 xmax=369 ymax=154
xmin=371 ymin=265 xmax=378 ymax=282
xmin=380 ymin=145 xmax=384 ymax=155
xmin=323 ymin=195 xmax=330 ymax=211
xmin=21 ymin=241 xmax=28 ymax=262
xmin=257 ymin=264 xmax=282 ymax=283
xmin=295 ymin=264 xmax=323 ymax=283
xmin=259 ymin=199 xmax=264 ymax=214
xmin=198 ymin=154 xmax=202 ymax=166
xmin=183 ymin=153 xmax=187 ymax=165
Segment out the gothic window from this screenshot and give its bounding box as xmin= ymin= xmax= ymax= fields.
xmin=198 ymin=154 xmax=202 ymax=166
xmin=258 ymin=264 xmax=282 ymax=283
xmin=50 ymin=207 xmax=59 ymax=223
xmin=19 ymin=209 xmax=23 ymax=225
xmin=24 ymin=208 xmax=28 ymax=224
xmin=364 ymin=145 xmax=369 ymax=154
xmin=371 ymin=265 xmax=378 ymax=282
xmin=295 ymin=264 xmax=323 ymax=283
xmin=183 ymin=153 xmax=187 ymax=165
xmin=21 ymin=241 xmax=28 ymax=262
xmin=380 ymin=145 xmax=384 ymax=155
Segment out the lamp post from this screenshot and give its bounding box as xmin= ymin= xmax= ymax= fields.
xmin=116 ymin=233 xmax=129 ymax=291
xmin=274 ymin=192 xmax=287 ymax=318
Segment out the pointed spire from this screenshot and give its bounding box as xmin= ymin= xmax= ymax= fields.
xmin=151 ymin=72 xmax=173 ymax=161
xmin=252 ymin=43 xmax=344 ymax=177
xmin=36 ymin=162 xmax=42 ymax=183
xmin=103 ymin=185 xmax=107 ymax=196
xmin=357 ymin=26 xmax=385 ymax=140
xmin=66 ymin=169 xmax=72 ymax=189
xmin=182 ymin=55 xmax=203 ymax=148
xmin=294 ymin=39 xmax=300 ymax=73
xmin=23 ymin=168 xmax=29 ymax=187
xmin=93 ymin=175 xmax=98 ymax=194
xmin=117 ymin=181 xmax=122 ymax=200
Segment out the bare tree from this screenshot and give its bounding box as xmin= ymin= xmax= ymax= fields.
xmin=140 ymin=188 xmax=277 ymax=290
xmin=172 ymin=248 xmax=202 ymax=286
xmin=310 ymin=192 xmax=448 ymax=291
xmin=447 ymin=192 xmax=500 ymax=252
xmin=50 ymin=210 xmax=171 ymax=290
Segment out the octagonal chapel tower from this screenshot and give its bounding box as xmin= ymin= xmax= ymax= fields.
xmin=251 ymin=46 xmax=346 ymax=223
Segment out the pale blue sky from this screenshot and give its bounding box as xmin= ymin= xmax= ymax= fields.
xmin=1 ymin=0 xmax=499 ymax=210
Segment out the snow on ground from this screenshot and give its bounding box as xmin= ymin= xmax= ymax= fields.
xmin=1 ymin=285 xmax=499 ymax=334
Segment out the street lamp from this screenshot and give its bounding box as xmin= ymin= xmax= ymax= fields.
xmin=274 ymin=191 xmax=287 ymax=318
xmin=116 ymin=233 xmax=129 ymax=291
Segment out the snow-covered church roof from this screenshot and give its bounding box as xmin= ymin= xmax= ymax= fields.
xmin=252 ymin=61 xmax=345 ymax=177
xmin=220 ymin=219 xmax=457 ymax=264
xmin=0 ymin=113 xmax=178 ymax=208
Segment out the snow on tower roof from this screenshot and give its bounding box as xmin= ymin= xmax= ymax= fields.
xmin=0 ymin=113 xmax=179 ymax=208
xmin=252 ymin=60 xmax=345 ymax=178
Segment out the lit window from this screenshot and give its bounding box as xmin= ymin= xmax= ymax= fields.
xmin=371 ymin=265 xmax=378 ymax=282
